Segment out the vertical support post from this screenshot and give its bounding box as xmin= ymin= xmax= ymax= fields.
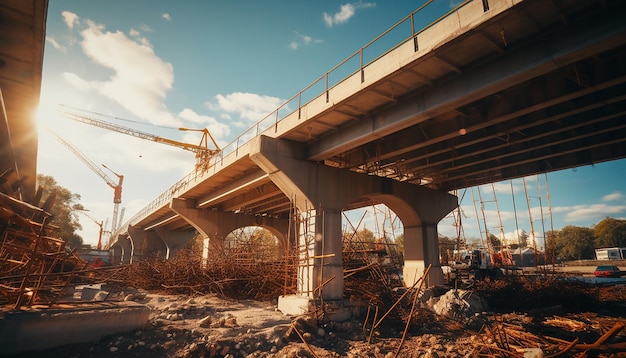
xmin=314 ymin=208 xmax=344 ymax=300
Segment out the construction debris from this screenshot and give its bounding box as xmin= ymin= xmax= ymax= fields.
xmin=0 ymin=191 xmax=88 ymax=308
xmin=1 ymin=184 xmax=624 ymax=356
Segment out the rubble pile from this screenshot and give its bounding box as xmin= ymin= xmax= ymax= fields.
xmin=471 ymin=313 xmax=626 ymax=357
xmin=0 ymin=191 xmax=87 ymax=308
xmin=473 ymin=276 xmax=626 ymax=313
xmin=12 ymin=289 xmax=625 ymax=358
xmin=92 ymin=249 xmax=299 ymax=300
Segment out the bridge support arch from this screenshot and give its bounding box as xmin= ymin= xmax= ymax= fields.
xmin=154 ymin=228 xmax=197 ymax=259
xmin=110 ymin=235 xmax=133 ymax=265
xmin=250 ymin=135 xmax=457 ymax=317
xmin=170 ymin=197 xmax=290 ymax=260
xmin=127 ymin=226 xmax=168 ymax=261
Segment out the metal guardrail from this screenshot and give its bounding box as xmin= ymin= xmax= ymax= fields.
xmin=114 ymin=0 xmax=477 ymax=238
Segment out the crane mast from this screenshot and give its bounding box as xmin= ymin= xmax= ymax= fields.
xmin=59 ymin=110 xmax=221 ymax=171
xmin=51 ymin=132 xmax=124 ymax=233
xmin=77 ymin=210 xmax=104 ymax=250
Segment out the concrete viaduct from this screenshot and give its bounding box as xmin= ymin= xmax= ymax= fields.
xmin=2 ymin=0 xmax=625 ymax=316
xmin=104 ymin=0 xmax=626 ymax=314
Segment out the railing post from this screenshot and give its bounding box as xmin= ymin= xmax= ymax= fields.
xmin=298 ymin=92 xmax=302 ymax=119
xmin=360 ymin=49 xmax=365 ymax=83
xmin=412 ymin=14 xmax=418 ymax=52
xmin=325 ymin=73 xmax=329 ymax=103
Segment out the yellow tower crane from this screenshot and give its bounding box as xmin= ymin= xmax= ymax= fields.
xmin=50 ymin=132 xmax=124 ymax=234
xmin=58 ymin=109 xmax=221 ymax=172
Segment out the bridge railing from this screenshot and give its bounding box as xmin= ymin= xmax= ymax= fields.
xmin=118 ymin=0 xmax=476 ymax=235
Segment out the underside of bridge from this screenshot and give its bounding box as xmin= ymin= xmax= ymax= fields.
xmin=314 ymin=0 xmax=626 ymax=192
xmin=0 ymin=1 xmax=47 ymax=200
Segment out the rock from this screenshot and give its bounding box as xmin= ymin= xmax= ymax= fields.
xmin=523 ymin=348 xmax=544 ymax=358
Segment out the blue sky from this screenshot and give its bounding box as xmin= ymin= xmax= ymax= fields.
xmin=36 ymin=1 xmax=626 ymax=248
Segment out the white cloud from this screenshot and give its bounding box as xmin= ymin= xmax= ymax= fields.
xmin=177 ymin=108 xmax=230 ymax=145
xmin=78 ymin=20 xmax=177 ymax=126
xmin=162 ymin=13 xmax=171 ymax=21
xmin=212 ymin=92 xmax=284 ymax=122
xmin=323 ymin=2 xmax=375 ymax=27
xmin=138 ymin=23 xmax=153 ymax=33
xmin=46 ymin=36 xmax=66 ymax=52
xmin=62 ymin=11 xmax=79 ymax=29
xmin=290 ymin=31 xmax=323 ymax=50
xmin=491 ymin=181 xmax=519 ymax=194
xmin=602 ymin=191 xmax=624 ymax=202
xmin=62 ymin=72 xmax=91 ymax=91
xmin=562 ymin=203 xmax=626 ymax=223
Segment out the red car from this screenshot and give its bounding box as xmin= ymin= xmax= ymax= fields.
xmin=593 ymin=265 xmax=622 ymax=278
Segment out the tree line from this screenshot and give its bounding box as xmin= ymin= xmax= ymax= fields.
xmin=546 ymin=218 xmax=626 ymax=260
xmin=348 ymin=218 xmax=626 ymax=263
xmin=437 ymin=218 xmax=626 ymax=262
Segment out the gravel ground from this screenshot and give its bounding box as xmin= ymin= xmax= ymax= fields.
xmin=8 ymin=286 xmax=626 ymax=358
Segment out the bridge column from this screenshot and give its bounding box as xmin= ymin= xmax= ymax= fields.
xmin=109 ymin=240 xmax=123 ymax=265
xmin=250 ymin=135 xmax=457 ymax=317
xmin=314 ymin=208 xmax=344 ymax=301
xmin=403 ymin=223 xmax=443 ymax=285
xmin=128 ymin=225 xmax=174 ymax=261
xmin=249 ymin=136 xmax=357 ymax=319
xmin=154 ymin=228 xmax=196 ymax=259
xmin=116 ymin=236 xmax=133 ymax=264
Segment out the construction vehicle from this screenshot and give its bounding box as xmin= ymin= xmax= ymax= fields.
xmin=58 ymin=109 xmax=221 ymax=172
xmin=50 ymin=132 xmax=124 ymax=234
xmin=448 ymin=248 xmax=506 ymax=284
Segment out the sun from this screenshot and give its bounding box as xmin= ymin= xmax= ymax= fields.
xmin=35 ymin=100 xmax=55 ymax=132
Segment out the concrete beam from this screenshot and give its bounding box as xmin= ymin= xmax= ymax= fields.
xmin=308 ymin=10 xmax=626 ymax=159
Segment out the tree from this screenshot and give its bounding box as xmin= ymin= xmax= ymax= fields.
xmin=36 ymin=174 xmax=84 ymax=249
xmin=487 ymin=233 xmax=502 ymax=251
xmin=356 ymin=228 xmax=377 ymax=250
xmin=439 ymin=234 xmax=456 ymax=263
xmin=518 ymin=229 xmax=529 ymax=248
xmin=544 ymin=230 xmax=559 ymax=263
xmin=594 ymin=217 xmax=626 ymax=248
xmin=556 ymin=225 xmax=595 ymax=260
xmin=394 ymin=233 xmax=404 ymax=255
xmin=251 ymin=227 xmax=279 ymax=260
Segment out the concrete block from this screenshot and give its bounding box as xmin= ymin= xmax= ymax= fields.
xmin=0 ymin=302 xmax=151 ymax=356
xmin=277 ymin=295 xmax=312 ymax=316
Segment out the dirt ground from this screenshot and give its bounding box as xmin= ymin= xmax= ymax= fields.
xmin=8 ymin=284 xmax=626 ymax=358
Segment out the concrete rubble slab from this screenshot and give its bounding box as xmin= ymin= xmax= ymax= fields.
xmin=0 ymin=301 xmax=151 ymax=356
